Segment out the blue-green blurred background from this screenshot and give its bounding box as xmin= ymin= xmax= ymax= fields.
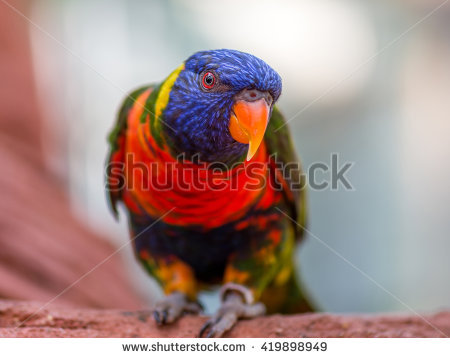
xmin=29 ymin=0 xmax=450 ymax=313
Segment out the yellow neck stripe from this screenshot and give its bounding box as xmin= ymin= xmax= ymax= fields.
xmin=154 ymin=63 xmax=185 ymax=120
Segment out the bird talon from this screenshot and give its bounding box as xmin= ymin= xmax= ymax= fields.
xmin=153 ymin=292 xmax=202 ymax=326
xmin=153 ymin=311 xmax=161 ymax=325
xmin=161 ymin=309 xmax=168 ymax=324
xmin=198 ymin=292 xmax=265 ymax=338
xmin=199 ymin=320 xmax=213 ymax=338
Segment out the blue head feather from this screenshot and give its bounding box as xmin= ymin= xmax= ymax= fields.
xmin=162 ymin=49 xmax=282 ymax=164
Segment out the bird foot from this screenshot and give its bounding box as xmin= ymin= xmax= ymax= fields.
xmin=153 ymin=292 xmax=202 ymax=325
xmin=199 ymin=283 xmax=266 ymax=338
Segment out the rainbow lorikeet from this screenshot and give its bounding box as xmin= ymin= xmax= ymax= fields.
xmin=106 ymin=49 xmax=314 ymax=337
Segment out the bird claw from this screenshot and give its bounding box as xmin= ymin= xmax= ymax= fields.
xmin=199 ymin=313 xmax=237 ymax=338
xmin=153 ymin=309 xmax=168 ymax=325
xmin=153 ymin=292 xmax=202 ymax=325
xmin=198 ymin=290 xmax=266 ymax=338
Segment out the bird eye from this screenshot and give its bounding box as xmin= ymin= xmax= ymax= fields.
xmin=201 ymin=72 xmax=216 ymax=89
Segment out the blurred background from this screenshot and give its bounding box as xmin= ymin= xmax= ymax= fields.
xmin=1 ymin=0 xmax=449 ymax=313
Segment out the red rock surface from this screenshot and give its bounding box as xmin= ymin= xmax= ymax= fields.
xmin=0 ymin=300 xmax=448 ymax=338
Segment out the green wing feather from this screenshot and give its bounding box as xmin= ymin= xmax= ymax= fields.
xmin=265 ymin=106 xmax=307 ymax=239
xmin=107 ymin=85 xmax=154 ymax=151
xmin=106 ymin=85 xmax=154 ymax=217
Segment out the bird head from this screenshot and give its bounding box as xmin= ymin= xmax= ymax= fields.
xmin=161 ymin=49 xmax=282 ymax=164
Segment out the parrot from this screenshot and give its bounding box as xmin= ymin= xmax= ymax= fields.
xmin=106 ymin=49 xmax=314 ymax=337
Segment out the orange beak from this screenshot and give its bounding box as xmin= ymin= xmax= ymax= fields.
xmin=229 ymin=98 xmax=270 ymax=161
